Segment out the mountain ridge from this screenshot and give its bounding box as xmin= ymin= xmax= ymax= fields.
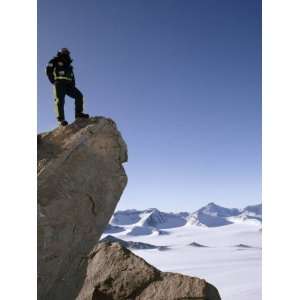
xmin=114 ymin=202 xmax=261 ymax=215
xmin=105 ymin=203 xmax=262 ymax=235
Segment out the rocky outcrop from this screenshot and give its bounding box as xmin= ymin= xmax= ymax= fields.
xmin=77 ymin=242 xmax=222 ymax=300
xmin=100 ymin=235 xmax=169 ymax=250
xmin=37 ymin=117 xmax=128 ymax=300
xmin=37 ymin=116 xmax=221 ymax=300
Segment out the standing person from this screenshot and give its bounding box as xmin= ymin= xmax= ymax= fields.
xmin=46 ymin=48 xmax=89 ymax=126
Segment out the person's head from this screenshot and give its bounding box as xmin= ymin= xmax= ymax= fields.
xmin=57 ymin=48 xmax=71 ymax=57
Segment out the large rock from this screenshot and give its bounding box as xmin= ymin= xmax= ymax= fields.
xmin=37 ymin=117 xmax=128 ymax=300
xmin=77 ymin=242 xmax=222 ymax=300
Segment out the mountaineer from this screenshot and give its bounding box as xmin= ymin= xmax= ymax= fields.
xmin=46 ymin=48 xmax=89 ymax=126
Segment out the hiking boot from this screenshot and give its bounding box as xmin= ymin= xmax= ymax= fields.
xmin=59 ymin=120 xmax=69 ymax=126
xmin=75 ymin=112 xmax=89 ymax=119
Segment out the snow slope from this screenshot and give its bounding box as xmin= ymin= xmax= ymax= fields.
xmin=102 ymin=203 xmax=262 ymax=300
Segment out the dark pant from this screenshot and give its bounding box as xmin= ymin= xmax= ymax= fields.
xmin=53 ymin=80 xmax=83 ymax=121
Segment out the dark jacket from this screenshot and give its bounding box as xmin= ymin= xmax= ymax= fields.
xmin=46 ymin=53 xmax=75 ymax=84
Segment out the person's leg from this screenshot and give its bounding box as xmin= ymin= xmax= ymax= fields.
xmin=53 ymin=82 xmax=66 ymax=121
xmin=65 ymin=85 xmax=85 ymax=117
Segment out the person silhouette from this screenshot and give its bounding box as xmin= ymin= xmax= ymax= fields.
xmin=46 ymin=48 xmax=89 ymax=126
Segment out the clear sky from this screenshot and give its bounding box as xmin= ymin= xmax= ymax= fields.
xmin=38 ymin=0 xmax=261 ymax=212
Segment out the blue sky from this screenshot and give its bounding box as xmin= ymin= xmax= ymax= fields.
xmin=38 ymin=0 xmax=261 ymax=212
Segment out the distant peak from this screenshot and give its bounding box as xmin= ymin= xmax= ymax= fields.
xmin=206 ymin=202 xmax=218 ymax=207
xmin=116 ymin=209 xmax=139 ymax=214
xmin=144 ymin=208 xmax=160 ymax=213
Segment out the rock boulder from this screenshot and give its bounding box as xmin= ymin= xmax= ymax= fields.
xmin=38 ymin=117 xmax=128 ymax=300
xmin=77 ymin=242 xmax=222 ymax=300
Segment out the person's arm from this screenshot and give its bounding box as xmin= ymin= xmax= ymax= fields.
xmin=46 ymin=58 xmax=56 ymax=84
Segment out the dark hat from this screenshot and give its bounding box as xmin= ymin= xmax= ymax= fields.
xmin=58 ymin=48 xmax=71 ymax=55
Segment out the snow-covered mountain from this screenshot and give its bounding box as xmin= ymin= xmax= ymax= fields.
xmin=109 ymin=208 xmax=188 ymax=236
xmin=242 ymin=204 xmax=262 ymax=218
xmin=227 ymin=204 xmax=262 ymax=225
xmin=187 ymin=202 xmax=240 ymax=227
xmin=111 ymin=208 xmax=187 ymax=228
xmin=105 ymin=203 xmax=262 ymax=235
xmin=198 ymin=202 xmax=241 ymax=217
xmin=101 ymin=208 xmax=262 ymax=300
